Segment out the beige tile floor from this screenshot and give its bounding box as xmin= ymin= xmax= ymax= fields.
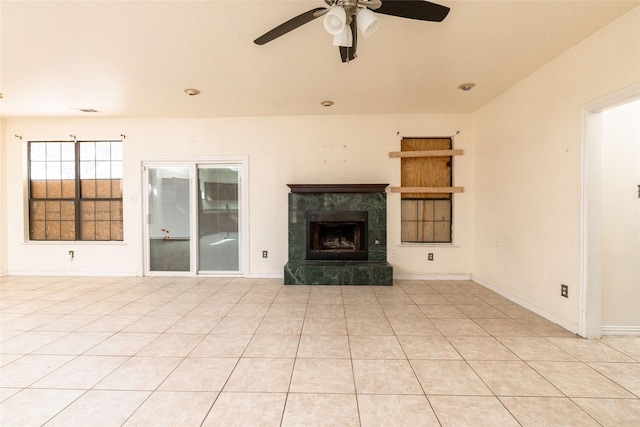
xmin=1 ymin=275 xmax=639 ymax=426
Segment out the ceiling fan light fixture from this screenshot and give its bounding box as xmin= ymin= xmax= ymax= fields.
xmin=254 ymin=0 xmax=450 ymax=62
xmin=356 ymin=8 xmax=380 ymax=37
xmin=332 ymin=25 xmax=353 ymax=47
xmin=323 ymin=6 xmax=347 ymax=35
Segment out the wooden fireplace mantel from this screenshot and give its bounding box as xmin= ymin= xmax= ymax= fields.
xmin=287 ymin=184 xmax=389 ymax=193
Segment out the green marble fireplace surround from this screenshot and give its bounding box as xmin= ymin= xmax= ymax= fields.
xmin=284 ymin=184 xmax=393 ymax=286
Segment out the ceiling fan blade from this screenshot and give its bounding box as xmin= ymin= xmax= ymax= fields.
xmin=374 ymin=0 xmax=450 ymax=22
xmin=254 ymin=7 xmax=326 ymax=45
xmin=359 ymin=0 xmax=382 ymax=10
xmin=339 ymin=19 xmax=358 ymax=63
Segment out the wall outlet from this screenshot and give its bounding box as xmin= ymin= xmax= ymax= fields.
xmin=262 ymin=250 xmax=268 ymax=258
xmin=428 ymin=253 xmax=434 ymax=261
xmin=561 ymin=284 xmax=568 ymax=298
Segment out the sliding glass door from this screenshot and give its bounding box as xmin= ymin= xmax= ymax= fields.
xmin=147 ymin=166 xmax=192 ymax=272
xmin=198 ymin=166 xmax=239 ymax=272
xmin=144 ymin=161 xmax=244 ymax=275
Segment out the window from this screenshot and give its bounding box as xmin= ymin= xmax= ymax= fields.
xmin=28 ymin=140 xmax=123 ymax=241
xmin=400 ymin=138 xmax=453 ymax=243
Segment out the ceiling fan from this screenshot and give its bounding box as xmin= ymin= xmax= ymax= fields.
xmin=254 ymin=0 xmax=450 ymax=62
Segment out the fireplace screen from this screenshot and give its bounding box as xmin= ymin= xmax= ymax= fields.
xmin=306 ymin=211 xmax=368 ymax=260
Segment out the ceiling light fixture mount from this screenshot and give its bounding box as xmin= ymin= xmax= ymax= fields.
xmin=184 ymin=88 xmax=201 ymax=96
xmin=321 ymin=100 xmax=335 ymax=107
xmin=458 ymin=83 xmax=476 ymax=91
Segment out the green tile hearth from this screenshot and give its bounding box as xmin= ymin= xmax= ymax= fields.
xmin=284 ymin=261 xmax=393 ymax=286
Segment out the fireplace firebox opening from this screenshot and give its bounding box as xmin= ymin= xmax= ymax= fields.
xmin=306 ymin=211 xmax=368 ymax=261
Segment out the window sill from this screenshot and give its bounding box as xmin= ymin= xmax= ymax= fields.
xmin=24 ymin=241 xmax=127 ymax=246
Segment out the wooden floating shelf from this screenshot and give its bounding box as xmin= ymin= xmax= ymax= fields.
xmin=388 ymin=149 xmax=463 ymax=158
xmin=390 ymin=186 xmax=464 ymax=194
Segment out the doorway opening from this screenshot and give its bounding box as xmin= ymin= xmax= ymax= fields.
xmin=581 ymin=84 xmax=640 ymax=338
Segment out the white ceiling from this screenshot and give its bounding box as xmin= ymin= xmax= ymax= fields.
xmin=1 ymin=0 xmax=637 ymax=118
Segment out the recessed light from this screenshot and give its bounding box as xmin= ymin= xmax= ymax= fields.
xmin=184 ymin=88 xmax=201 ymax=96
xmin=321 ymin=100 xmax=334 ymax=107
xmin=458 ymin=83 xmax=476 ymax=91
xmin=78 ymin=108 xmax=99 ymax=113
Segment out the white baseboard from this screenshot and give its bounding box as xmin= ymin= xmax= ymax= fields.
xmin=394 ymin=273 xmax=472 ymax=281
xmin=6 ymin=271 xmax=283 ymax=279
xmin=601 ymin=326 xmax=640 ymax=336
xmin=472 ymin=275 xmax=579 ymax=335
xmin=246 ymin=273 xmax=284 ymax=279
xmin=7 ymin=270 xmax=139 ymax=277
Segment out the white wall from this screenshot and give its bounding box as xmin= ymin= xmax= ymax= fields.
xmin=3 ymin=114 xmax=473 ymax=277
xmin=601 ymin=100 xmax=640 ymax=328
xmin=471 ymin=7 xmax=640 ymax=333
xmin=0 ymin=119 xmax=7 ymax=276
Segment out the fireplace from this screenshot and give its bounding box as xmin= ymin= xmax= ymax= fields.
xmin=284 ymin=184 xmax=393 ymax=285
xmin=307 ymin=211 xmax=368 ymax=261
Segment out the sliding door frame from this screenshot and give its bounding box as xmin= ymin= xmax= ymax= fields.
xmin=140 ymin=156 xmax=249 ymax=277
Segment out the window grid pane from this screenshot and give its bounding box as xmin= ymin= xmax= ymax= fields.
xmin=29 ymin=140 xmax=123 ymax=242
xmin=401 ymin=199 xmax=452 ymax=243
